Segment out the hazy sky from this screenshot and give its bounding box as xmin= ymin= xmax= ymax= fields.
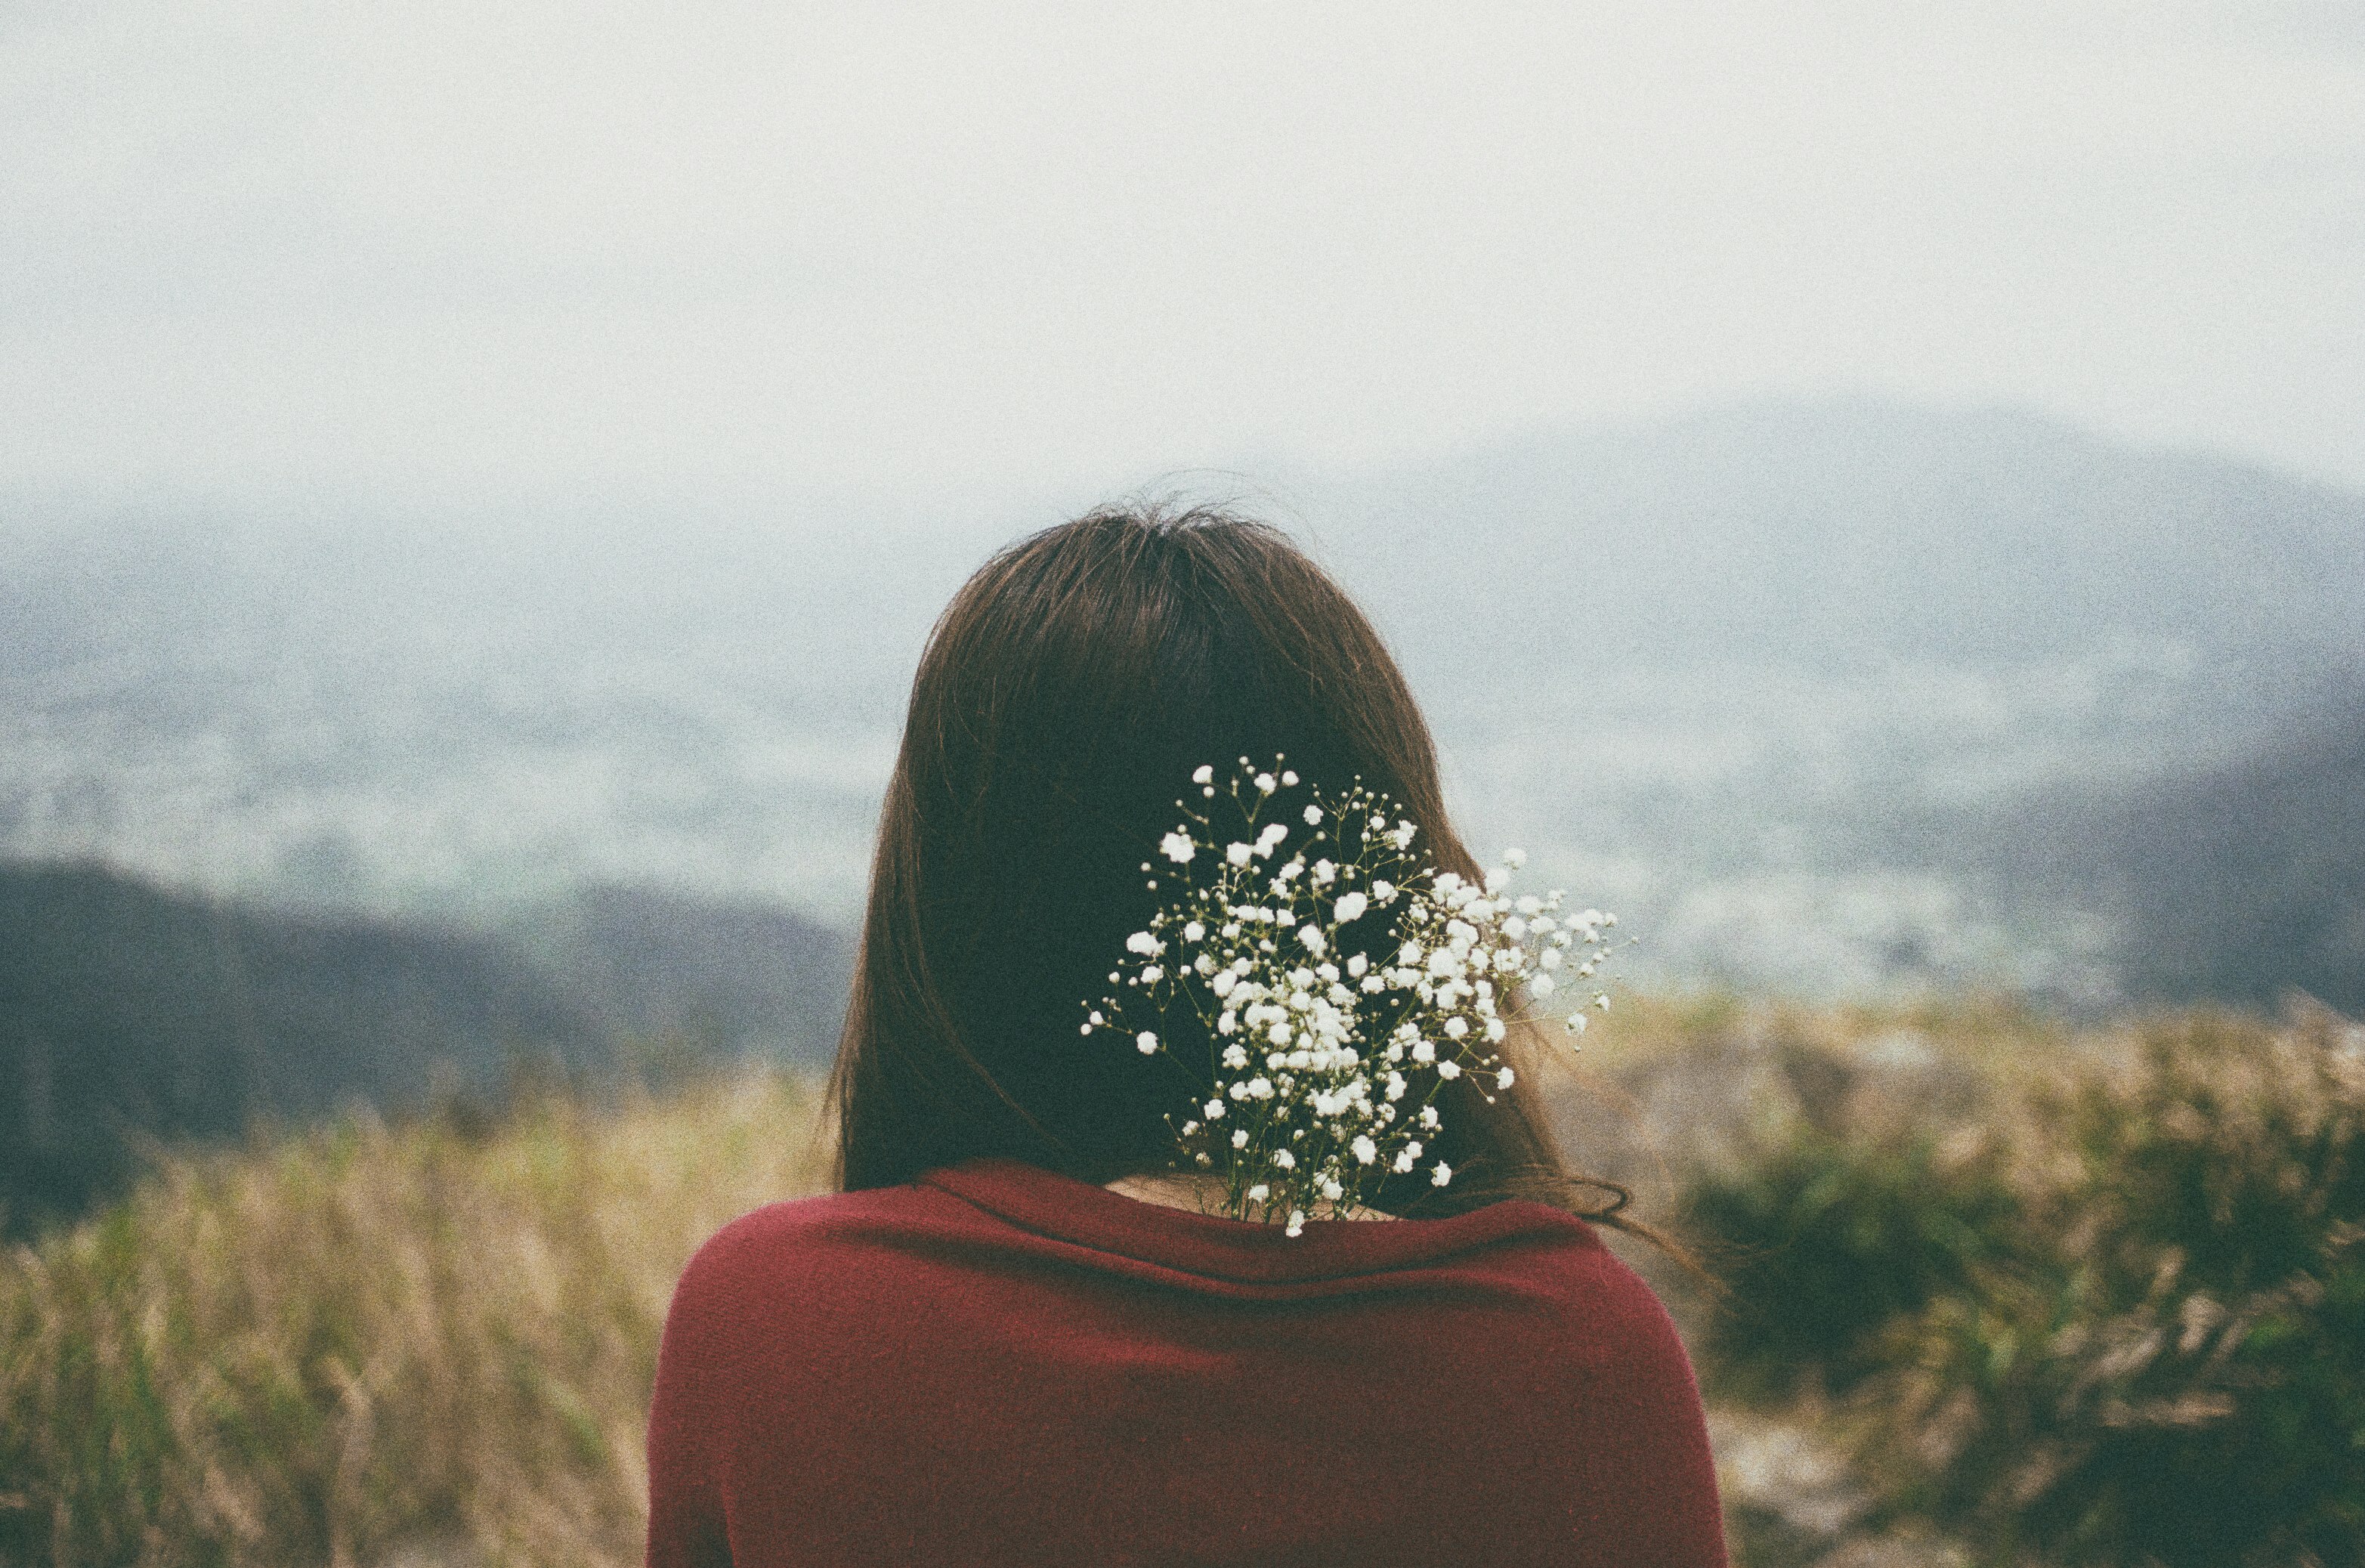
xmin=3 ymin=0 xmax=2360 ymax=520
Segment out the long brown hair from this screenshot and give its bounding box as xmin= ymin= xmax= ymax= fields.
xmin=830 ymin=503 xmax=1649 ymax=1233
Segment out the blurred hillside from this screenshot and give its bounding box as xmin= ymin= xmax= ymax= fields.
xmin=0 ymin=864 xmax=849 ymax=1232
xmin=1988 ymin=708 xmax=2365 ymax=1016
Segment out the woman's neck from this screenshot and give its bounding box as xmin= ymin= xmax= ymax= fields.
xmin=1102 ymin=1172 xmax=1399 ymax=1222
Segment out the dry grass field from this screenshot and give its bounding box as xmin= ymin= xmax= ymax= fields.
xmin=0 ymin=1076 xmax=830 ymax=1568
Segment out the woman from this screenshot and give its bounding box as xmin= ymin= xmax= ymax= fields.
xmin=645 ymin=506 xmax=1727 ymax=1566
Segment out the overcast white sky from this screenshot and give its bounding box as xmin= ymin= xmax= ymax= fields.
xmin=2 ymin=0 xmax=2360 ymax=521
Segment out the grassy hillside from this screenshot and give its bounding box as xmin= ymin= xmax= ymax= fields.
xmin=0 ymin=863 xmax=612 ymax=1235
xmin=0 ymin=1076 xmax=828 ymax=1568
xmin=0 ymin=863 xmax=851 ymax=1236
xmin=5 ymin=1000 xmax=2359 ymax=1567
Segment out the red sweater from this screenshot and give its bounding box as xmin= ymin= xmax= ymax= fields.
xmin=645 ymin=1158 xmax=1727 ymax=1567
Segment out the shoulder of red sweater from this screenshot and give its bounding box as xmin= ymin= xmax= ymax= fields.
xmin=1509 ymin=1223 xmax=1703 ymax=1373
xmin=684 ymin=1180 xmax=1019 ymax=1285
xmin=685 ymin=1183 xmax=960 ymax=1270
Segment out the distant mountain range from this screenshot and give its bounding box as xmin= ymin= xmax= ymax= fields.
xmin=0 ymin=863 xmax=849 ymax=1232
xmin=1312 ymin=401 xmax=2364 ymax=708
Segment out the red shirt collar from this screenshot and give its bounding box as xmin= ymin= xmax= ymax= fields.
xmin=917 ymin=1157 xmax=1596 ymax=1288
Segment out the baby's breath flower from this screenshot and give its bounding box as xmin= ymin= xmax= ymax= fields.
xmin=1087 ymin=757 xmax=1621 ymax=1233
xmin=1432 ymin=1161 xmax=1453 ymax=1187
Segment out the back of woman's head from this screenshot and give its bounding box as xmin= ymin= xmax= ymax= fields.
xmin=832 ymin=503 xmax=1600 ymax=1217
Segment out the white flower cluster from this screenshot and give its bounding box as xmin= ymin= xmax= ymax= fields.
xmin=1081 ymin=757 xmax=1620 ymax=1235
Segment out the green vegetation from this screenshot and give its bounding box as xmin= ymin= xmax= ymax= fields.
xmin=1681 ymin=1004 xmax=2365 ymax=1566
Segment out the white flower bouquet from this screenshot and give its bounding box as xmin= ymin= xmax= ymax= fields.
xmin=1081 ymin=757 xmax=1618 ymax=1235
